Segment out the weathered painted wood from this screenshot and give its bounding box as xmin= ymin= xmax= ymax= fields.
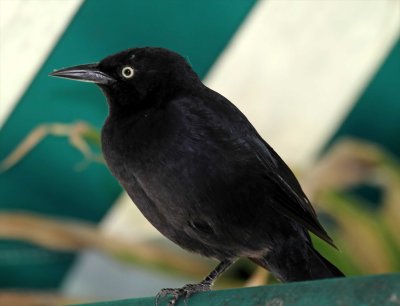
xmin=74 ymin=273 xmax=400 ymax=306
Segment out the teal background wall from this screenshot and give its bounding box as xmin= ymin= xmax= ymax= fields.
xmin=329 ymin=40 xmax=400 ymax=156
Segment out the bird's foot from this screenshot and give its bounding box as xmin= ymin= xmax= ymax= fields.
xmin=156 ymin=282 xmax=211 ymax=306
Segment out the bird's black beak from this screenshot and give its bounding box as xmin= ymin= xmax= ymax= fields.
xmin=49 ymin=63 xmax=115 ymax=85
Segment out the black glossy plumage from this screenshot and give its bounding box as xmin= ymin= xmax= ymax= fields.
xmin=51 ymin=47 xmax=343 ymax=302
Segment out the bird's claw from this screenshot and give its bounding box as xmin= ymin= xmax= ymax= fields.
xmin=156 ymin=282 xmax=211 ymax=306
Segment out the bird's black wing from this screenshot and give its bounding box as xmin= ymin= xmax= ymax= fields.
xmin=208 ymin=92 xmax=336 ymax=248
xmin=250 ymin=136 xmax=336 ymax=247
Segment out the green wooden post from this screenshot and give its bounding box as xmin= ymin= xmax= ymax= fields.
xmin=74 ymin=274 xmax=399 ymax=306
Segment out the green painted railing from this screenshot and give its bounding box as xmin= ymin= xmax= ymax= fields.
xmin=75 ymin=274 xmax=399 ymax=306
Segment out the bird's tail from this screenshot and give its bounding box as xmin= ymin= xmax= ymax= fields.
xmin=249 ymin=243 xmax=344 ymax=282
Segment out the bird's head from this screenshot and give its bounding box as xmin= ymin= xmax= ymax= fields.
xmin=50 ymin=47 xmax=199 ymax=112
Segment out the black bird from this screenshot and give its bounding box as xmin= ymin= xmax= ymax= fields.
xmin=50 ymin=47 xmax=344 ymax=305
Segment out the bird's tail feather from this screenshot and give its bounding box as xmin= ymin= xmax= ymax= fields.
xmin=311 ymin=247 xmax=344 ymax=278
xmin=249 ymin=244 xmax=344 ymax=282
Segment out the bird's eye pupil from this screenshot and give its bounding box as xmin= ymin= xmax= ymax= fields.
xmin=122 ymin=66 xmax=134 ymax=79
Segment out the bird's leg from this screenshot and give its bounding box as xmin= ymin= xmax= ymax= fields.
xmin=156 ymin=259 xmax=235 ymax=306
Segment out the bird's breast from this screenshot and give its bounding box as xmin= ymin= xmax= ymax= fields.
xmin=101 ymin=112 xmax=193 ymax=202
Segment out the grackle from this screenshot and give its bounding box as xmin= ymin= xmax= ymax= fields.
xmin=50 ymin=47 xmax=344 ymax=305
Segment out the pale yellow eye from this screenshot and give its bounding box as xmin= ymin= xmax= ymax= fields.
xmin=121 ymin=66 xmax=134 ymax=79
